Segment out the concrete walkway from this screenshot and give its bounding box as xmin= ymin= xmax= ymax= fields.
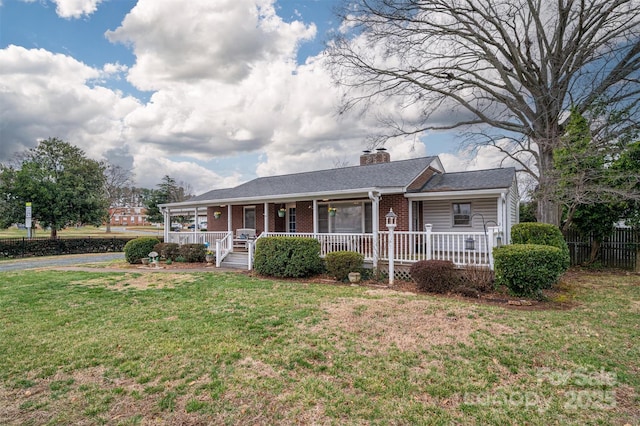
xmin=0 ymin=253 xmax=125 ymax=272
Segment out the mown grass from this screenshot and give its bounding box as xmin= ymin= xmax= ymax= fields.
xmin=0 ymin=225 xmax=161 ymax=239
xmin=0 ymin=269 xmax=638 ymax=425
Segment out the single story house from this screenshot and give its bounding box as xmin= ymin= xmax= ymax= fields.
xmin=160 ymin=150 xmax=519 ymax=274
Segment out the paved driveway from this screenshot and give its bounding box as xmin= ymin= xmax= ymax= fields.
xmin=0 ymin=253 xmax=125 ymax=272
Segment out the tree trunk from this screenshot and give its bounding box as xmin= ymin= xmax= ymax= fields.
xmin=106 ymin=222 xmax=112 ymax=233
xmin=535 ymin=147 xmax=561 ymax=226
xmin=586 ymin=239 xmax=601 ymax=265
xmin=50 ymin=228 xmax=57 ymax=239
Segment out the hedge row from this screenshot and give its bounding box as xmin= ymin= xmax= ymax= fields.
xmin=0 ymin=237 xmax=138 ymax=259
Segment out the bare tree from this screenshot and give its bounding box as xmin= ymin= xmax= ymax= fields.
xmin=103 ymin=162 xmax=133 ymax=233
xmin=328 ymin=0 xmax=640 ymax=225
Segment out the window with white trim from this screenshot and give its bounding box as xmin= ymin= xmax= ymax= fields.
xmin=318 ymin=201 xmax=372 ymax=233
xmin=452 ymin=203 xmax=471 ymax=226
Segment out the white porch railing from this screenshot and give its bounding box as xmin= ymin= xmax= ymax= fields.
xmin=379 ymin=230 xmax=492 ymax=268
xmin=264 ymin=232 xmax=376 ymax=260
xmin=167 ymin=231 xmax=229 ymax=246
xmin=168 ymin=228 xmax=500 ymax=270
xmin=215 ymin=232 xmax=233 ymax=267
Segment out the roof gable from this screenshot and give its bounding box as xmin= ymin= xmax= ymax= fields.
xmin=419 ymin=167 xmax=516 ymax=192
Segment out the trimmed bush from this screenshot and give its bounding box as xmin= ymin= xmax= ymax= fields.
xmin=178 ymin=244 xmax=206 ymax=263
xmin=493 ymin=244 xmax=567 ymax=297
xmin=511 ymin=222 xmax=570 ymax=271
xmin=254 ymin=237 xmax=324 ymax=278
xmin=153 ymin=242 xmax=180 ymax=261
xmin=409 ymin=260 xmax=461 ymax=293
xmin=124 ymin=237 xmax=161 ymax=264
xmin=325 ymin=251 xmax=365 ymax=282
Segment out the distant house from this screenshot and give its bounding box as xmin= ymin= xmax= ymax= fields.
xmin=108 ymin=206 xmax=150 ymax=226
xmin=160 ymin=150 xmax=519 ymax=272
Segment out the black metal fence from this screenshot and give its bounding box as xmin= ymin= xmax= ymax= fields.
xmin=565 ymin=228 xmax=639 ymax=270
xmin=0 ymin=236 xmax=140 ymax=259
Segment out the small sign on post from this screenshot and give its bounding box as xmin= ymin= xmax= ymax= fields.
xmin=25 ymin=202 xmax=33 ymax=239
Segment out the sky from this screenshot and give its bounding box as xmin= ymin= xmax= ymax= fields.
xmin=0 ymin=0 xmax=509 ymax=195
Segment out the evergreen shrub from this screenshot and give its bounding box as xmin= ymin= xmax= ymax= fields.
xmin=124 ymin=237 xmax=161 ymax=264
xmin=325 ymin=251 xmax=365 ymax=281
xmin=511 ymin=222 xmax=570 ymax=271
xmin=493 ymin=244 xmax=567 ymax=296
xmin=254 ymin=237 xmax=324 ymax=278
xmin=153 ymin=242 xmax=180 ymax=261
xmin=178 ymin=243 xmax=206 ymax=263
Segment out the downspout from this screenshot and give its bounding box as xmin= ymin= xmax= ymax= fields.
xmin=368 ymin=191 xmax=380 ymax=270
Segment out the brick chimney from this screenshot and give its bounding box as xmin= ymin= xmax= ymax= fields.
xmin=360 ymin=148 xmax=391 ymax=165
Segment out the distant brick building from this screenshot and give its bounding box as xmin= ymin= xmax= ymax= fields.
xmin=108 ymin=206 xmax=150 ymax=226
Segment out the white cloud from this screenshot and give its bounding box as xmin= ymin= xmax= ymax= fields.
xmin=2 ymin=0 xmax=522 ymax=198
xmin=0 ymin=45 xmax=139 ymax=162
xmin=52 ymin=0 xmax=104 ymax=18
xmin=106 ymin=0 xmax=316 ymax=89
xmin=129 ymin=145 xmax=242 ymax=193
xmin=102 ymin=62 xmax=128 ymax=76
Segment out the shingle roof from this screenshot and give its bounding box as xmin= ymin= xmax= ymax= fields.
xmin=419 ymin=167 xmax=516 ymax=192
xmin=188 ymin=156 xmax=438 ymax=202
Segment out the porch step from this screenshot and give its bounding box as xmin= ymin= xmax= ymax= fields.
xmin=221 ymin=252 xmax=249 ymax=270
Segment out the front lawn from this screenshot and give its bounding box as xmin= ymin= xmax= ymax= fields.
xmin=0 ymin=269 xmax=638 ymax=424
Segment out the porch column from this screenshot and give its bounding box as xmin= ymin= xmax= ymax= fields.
xmin=163 ymin=208 xmax=169 ymax=242
xmin=425 ymin=224 xmax=432 ymax=260
xmin=369 ymin=191 xmax=379 ymax=270
xmin=313 ymin=199 xmax=318 ymax=234
xmin=408 ymin=199 xmax=413 ymax=256
xmin=502 ymin=193 xmax=510 ymax=243
xmin=487 ymin=226 xmax=499 ymax=270
xmin=227 ymin=205 xmax=232 ymax=233
xmin=264 ymin=202 xmax=269 ymax=234
xmin=497 ymin=195 xmax=504 ymax=236
xmin=193 ymin=207 xmax=199 ymax=239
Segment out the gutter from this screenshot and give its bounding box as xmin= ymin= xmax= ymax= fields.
xmin=160 ymin=187 xmax=404 ymax=209
xmin=405 ymin=188 xmax=509 ymax=200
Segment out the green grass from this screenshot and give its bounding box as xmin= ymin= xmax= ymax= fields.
xmin=0 ymin=269 xmax=638 ymax=425
xmin=0 ymin=225 xmax=162 ymax=239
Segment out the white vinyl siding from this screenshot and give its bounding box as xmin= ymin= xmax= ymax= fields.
xmin=422 ymin=198 xmax=498 ymax=232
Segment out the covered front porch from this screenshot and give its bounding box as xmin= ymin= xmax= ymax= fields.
xmin=164 ymin=227 xmax=502 ymax=273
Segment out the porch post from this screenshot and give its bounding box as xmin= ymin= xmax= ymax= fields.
xmin=263 ymin=202 xmax=269 ymax=234
xmin=497 ymin=195 xmax=504 ymax=238
xmin=408 ymin=199 xmax=414 ymax=257
xmin=487 ymin=226 xmax=498 ymax=270
xmin=313 ymin=199 xmax=318 ymax=234
xmin=163 ymin=208 xmax=169 ymax=243
xmin=369 ymin=192 xmax=379 ymax=270
xmin=193 ymin=207 xmax=199 ymax=241
xmin=386 ymin=209 xmax=397 ymax=286
xmin=227 ymin=205 xmax=233 ymax=252
xmin=425 ymin=224 xmax=432 ymax=260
